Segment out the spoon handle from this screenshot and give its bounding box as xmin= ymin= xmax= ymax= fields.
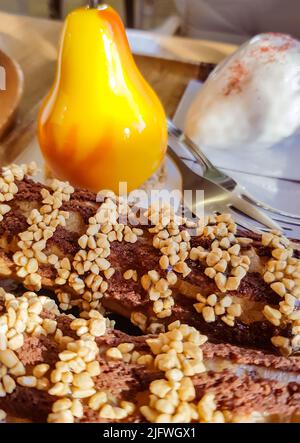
xmin=89 ymin=0 xmax=99 ymax=8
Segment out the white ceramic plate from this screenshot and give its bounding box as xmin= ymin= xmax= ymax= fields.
xmin=174 ymin=80 xmax=300 ymax=216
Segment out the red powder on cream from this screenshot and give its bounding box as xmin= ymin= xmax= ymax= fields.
xmin=223 ymin=61 xmax=248 ymax=96
xmin=222 ymin=34 xmax=297 ymax=97
xmin=250 ymin=34 xmax=297 ymax=62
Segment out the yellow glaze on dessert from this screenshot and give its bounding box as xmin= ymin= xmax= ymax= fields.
xmin=38 ymin=5 xmax=167 ymax=193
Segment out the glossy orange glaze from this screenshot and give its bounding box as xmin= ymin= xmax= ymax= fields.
xmin=38 ymin=5 xmax=167 ymax=193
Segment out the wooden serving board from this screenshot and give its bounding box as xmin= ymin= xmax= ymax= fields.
xmin=0 ymin=54 xmax=214 ymax=166
xmin=135 ymin=55 xmax=214 ymax=117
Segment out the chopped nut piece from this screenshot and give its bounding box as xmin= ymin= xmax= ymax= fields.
xmin=0 ymin=409 xmax=6 ymax=422
xmin=106 ymin=347 xmax=123 ymax=360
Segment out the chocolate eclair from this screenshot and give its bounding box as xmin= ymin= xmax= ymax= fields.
xmin=0 ymin=163 xmax=298 ymax=356
xmin=0 ymin=288 xmax=299 ymax=423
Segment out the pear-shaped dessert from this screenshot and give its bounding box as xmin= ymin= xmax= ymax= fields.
xmin=38 ymin=4 xmax=167 ymax=193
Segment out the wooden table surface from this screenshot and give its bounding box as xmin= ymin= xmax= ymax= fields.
xmin=0 ymin=12 xmax=61 ymax=121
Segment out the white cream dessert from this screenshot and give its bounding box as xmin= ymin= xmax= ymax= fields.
xmin=185 ymin=33 xmax=300 ymax=151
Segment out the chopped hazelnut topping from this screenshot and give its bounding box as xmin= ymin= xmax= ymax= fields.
xmin=70 ymin=193 xmax=143 ymax=316
xmin=13 ymin=178 xmax=74 ymax=291
xmin=140 ymin=270 xmax=176 ymax=320
xmin=261 ymin=230 xmax=300 ymax=354
xmin=145 ymin=203 xmax=195 ymax=318
xmin=123 ymin=269 xmax=138 ymax=282
xmin=194 ymin=292 xmax=241 ymax=326
xmin=189 ymin=214 xmax=249 ymax=293
xmin=141 ymin=321 xmax=225 ymax=423
xmin=131 ymin=311 xmax=147 ymax=332
xmin=0 ymin=409 xmax=7 ymax=422
xmin=0 ymin=163 xmax=37 ymax=222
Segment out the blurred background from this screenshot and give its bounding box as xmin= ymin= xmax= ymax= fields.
xmin=0 ymin=1 xmax=176 ymax=29
xmin=0 ymin=0 xmax=299 ymax=43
